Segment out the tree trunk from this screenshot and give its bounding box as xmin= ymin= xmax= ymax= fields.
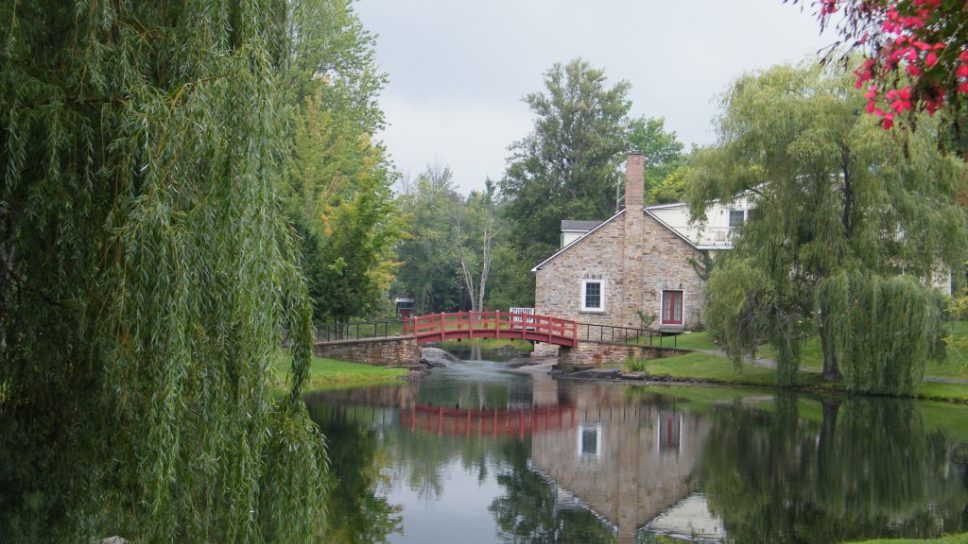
xmin=477 ymin=227 xmax=494 ymax=312
xmin=819 ymin=313 xmax=841 ymax=381
xmin=460 ymin=256 xmax=477 ymax=312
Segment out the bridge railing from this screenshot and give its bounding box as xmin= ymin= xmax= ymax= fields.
xmin=405 ymin=311 xmax=577 ymax=344
xmin=576 ymin=322 xmax=677 ymax=349
xmin=314 ymin=319 xmax=406 ymax=342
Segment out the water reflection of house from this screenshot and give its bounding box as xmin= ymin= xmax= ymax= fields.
xmin=529 ymin=383 xmax=723 ymax=543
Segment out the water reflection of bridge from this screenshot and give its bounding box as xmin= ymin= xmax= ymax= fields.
xmin=399 ymin=403 xmax=576 ymax=438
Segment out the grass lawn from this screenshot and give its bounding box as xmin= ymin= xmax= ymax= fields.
xmin=755 ymin=321 xmax=968 ymax=380
xmin=760 ymin=335 xmax=823 ymax=372
xmin=271 ymin=352 xmax=407 ymax=392
xmin=621 ymin=351 xmax=791 ymax=387
xmin=842 ymin=534 xmax=968 ymax=544
xmin=666 ymin=331 xmax=719 ymax=351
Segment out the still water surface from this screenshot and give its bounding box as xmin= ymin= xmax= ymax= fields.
xmin=307 ymin=351 xmax=968 ymax=544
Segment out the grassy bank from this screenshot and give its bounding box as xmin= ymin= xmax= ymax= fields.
xmin=619 ymin=348 xmax=968 ymax=403
xmin=618 ymin=322 xmax=968 ymax=402
xmin=843 ymin=534 xmax=968 ymax=544
xmin=272 ymin=352 xmax=408 ymax=392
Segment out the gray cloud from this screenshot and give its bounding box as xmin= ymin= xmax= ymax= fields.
xmin=357 ymin=0 xmax=837 ymax=193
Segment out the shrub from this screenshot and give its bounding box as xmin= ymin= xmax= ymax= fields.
xmin=624 ymin=358 xmax=647 ymax=372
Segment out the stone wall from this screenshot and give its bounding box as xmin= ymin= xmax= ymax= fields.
xmin=534 ymin=208 xmax=706 ymax=331
xmin=558 ymin=342 xmax=687 ymax=369
xmin=314 ymin=337 xmax=421 ymax=367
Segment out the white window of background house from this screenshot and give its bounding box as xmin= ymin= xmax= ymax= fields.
xmin=581 ymin=279 xmax=604 ymax=312
xmin=729 ymin=209 xmax=745 ymax=228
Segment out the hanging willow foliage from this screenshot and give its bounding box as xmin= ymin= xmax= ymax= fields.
xmin=1 ymin=1 xmax=326 ymax=541
xmin=703 ymin=257 xmax=805 ymax=387
xmin=817 ymin=271 xmax=942 ymax=396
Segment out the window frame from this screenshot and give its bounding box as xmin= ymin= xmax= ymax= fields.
xmin=580 ymin=279 xmax=605 ymax=313
xmin=661 ymin=289 xmax=684 ymax=325
xmin=576 ymin=423 xmax=603 ymax=460
xmin=728 ymin=209 xmax=745 ymax=228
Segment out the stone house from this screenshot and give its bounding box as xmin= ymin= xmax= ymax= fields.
xmin=532 ymin=153 xmax=755 ymax=332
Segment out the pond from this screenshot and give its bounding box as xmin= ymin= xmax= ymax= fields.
xmin=307 ymin=352 xmax=968 ymax=544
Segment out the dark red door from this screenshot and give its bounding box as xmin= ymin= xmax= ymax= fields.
xmin=662 ymin=290 xmax=683 ymax=325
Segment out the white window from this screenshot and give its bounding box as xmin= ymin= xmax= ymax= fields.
xmin=577 ymin=424 xmax=603 ymax=460
xmin=581 ymin=280 xmax=604 ymax=312
xmin=728 ymin=209 xmax=745 ymax=228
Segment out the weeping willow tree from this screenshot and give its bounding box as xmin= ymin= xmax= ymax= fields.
xmin=689 ymin=62 xmax=967 ymax=387
xmin=1 ymin=1 xmax=329 ymax=541
xmin=818 ymin=271 xmax=943 ymax=396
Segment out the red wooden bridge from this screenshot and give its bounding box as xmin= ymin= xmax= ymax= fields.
xmin=400 ymin=403 xmax=576 ymax=437
xmin=402 ymin=311 xmax=578 ymax=348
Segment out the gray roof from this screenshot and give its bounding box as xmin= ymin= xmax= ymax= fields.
xmin=560 ymin=220 xmax=603 ymax=232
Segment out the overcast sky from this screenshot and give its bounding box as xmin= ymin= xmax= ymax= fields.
xmin=355 ymin=0 xmax=837 ymax=194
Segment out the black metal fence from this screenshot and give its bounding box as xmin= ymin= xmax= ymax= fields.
xmin=314 ymin=319 xmax=407 ymax=342
xmin=576 ymin=322 xmax=678 ymax=349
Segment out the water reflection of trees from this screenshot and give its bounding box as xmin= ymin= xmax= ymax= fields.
xmin=309 ymin=406 xmax=402 ymax=544
xmin=699 ymin=396 xmax=968 ymax=543
xmin=489 ymin=440 xmax=617 ymax=544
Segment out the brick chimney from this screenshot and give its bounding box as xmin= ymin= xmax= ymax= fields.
xmin=625 ymin=152 xmax=645 ymax=209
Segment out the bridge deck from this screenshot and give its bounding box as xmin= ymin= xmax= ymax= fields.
xmin=405 ymin=311 xmax=577 ymax=348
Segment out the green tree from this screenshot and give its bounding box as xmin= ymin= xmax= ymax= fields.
xmin=818 ymin=271 xmax=943 ymax=396
xmin=688 ymin=63 xmax=967 ymax=386
xmin=500 ymin=58 xmax=633 ymax=298
xmin=1 ymin=1 xmax=328 ymax=541
xmin=290 ymin=92 xmax=403 ymax=323
xmin=626 ymin=116 xmax=685 ymax=202
xmin=283 ymin=0 xmax=401 ymax=324
xmin=393 ymin=165 xmax=465 ymax=313
xmin=284 ymin=0 xmax=387 ymax=130
xmin=648 ymin=163 xmax=694 ymax=204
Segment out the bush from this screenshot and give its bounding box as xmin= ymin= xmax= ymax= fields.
xmin=624 ymin=358 xmax=646 ymax=372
